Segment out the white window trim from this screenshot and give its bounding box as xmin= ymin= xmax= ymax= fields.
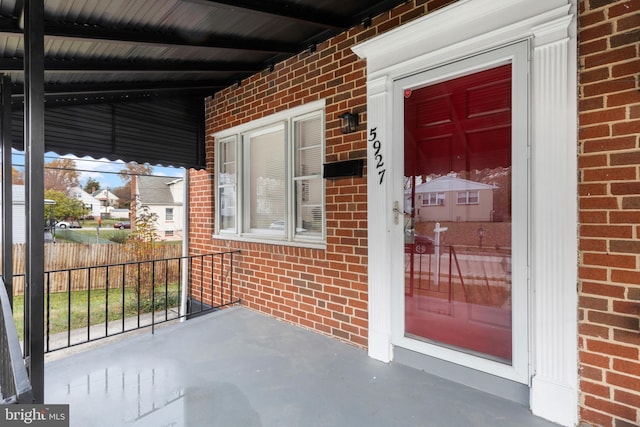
xmin=213 ymin=100 xmax=327 ymax=249
xmin=352 ymin=1 xmax=577 ymax=425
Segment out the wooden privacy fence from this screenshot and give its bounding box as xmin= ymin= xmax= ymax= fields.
xmin=2 ymin=243 xmax=183 ymax=295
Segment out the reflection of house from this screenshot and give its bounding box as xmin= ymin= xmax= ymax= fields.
xmin=411 ymin=176 xmax=497 ymax=222
xmin=68 ymin=187 xmax=101 ymax=218
xmin=135 ymin=175 xmax=183 ymax=240
xmin=91 ymin=189 xmax=120 ymax=215
xmin=0 ymin=185 xmax=25 ymax=243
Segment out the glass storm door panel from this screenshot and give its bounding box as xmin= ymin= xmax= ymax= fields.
xmin=403 ymin=64 xmax=513 ymax=364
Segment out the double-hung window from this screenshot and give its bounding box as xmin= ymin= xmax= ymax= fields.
xmin=422 ymin=192 xmax=445 ymax=206
xmin=457 ymin=190 xmax=479 ymax=205
xmin=215 ymin=101 xmax=325 ymax=245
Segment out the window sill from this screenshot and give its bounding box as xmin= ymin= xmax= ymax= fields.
xmin=212 ymin=233 xmax=326 ymax=251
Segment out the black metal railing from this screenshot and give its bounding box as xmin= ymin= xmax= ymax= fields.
xmin=0 ymin=277 xmax=33 ymax=404
xmin=11 ymin=250 xmax=240 ymax=354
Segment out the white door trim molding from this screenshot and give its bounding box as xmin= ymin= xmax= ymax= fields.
xmin=353 ymin=1 xmax=577 ymax=426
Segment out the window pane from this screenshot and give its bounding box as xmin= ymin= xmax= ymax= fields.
xmin=295 ymin=179 xmax=322 ymax=236
xmin=219 ymin=187 xmax=236 ymax=230
xmin=295 ymin=117 xmax=322 ymax=176
xmin=404 ymin=64 xmax=513 ymax=363
xmin=248 ymin=126 xmax=285 ymax=234
xmin=294 ymin=116 xmax=323 ymax=238
xmin=218 ymin=138 xmax=236 ymax=232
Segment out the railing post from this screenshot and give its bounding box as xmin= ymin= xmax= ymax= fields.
xmin=24 ymin=0 xmax=46 ymax=404
xmin=1 ymin=76 xmax=13 ymax=308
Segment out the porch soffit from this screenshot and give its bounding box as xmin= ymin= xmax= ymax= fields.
xmin=0 ymin=0 xmax=407 ymax=167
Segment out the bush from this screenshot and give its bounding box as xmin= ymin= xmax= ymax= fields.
xmin=108 ymin=232 xmax=128 ymax=244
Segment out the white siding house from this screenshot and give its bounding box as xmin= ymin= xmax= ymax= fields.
xmin=0 ymin=185 xmax=25 ymax=244
xmin=135 ymin=175 xmax=183 ymax=241
xmin=68 ymin=187 xmax=102 ymax=219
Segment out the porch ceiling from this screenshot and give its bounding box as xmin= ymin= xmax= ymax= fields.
xmin=0 ymin=0 xmax=407 ymax=106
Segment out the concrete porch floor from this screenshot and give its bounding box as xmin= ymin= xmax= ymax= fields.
xmin=44 ymin=307 xmax=559 ymax=427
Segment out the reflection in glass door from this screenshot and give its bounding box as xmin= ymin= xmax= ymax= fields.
xmin=403 ymin=64 xmax=513 ymax=363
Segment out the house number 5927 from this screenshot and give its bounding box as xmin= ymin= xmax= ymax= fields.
xmin=369 ymin=127 xmax=386 ymax=185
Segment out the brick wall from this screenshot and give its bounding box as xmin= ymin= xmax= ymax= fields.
xmin=188 ymin=1 xmax=456 ymax=347
xmin=578 ymin=0 xmax=640 ymax=426
xmin=188 ymin=0 xmax=639 ymax=424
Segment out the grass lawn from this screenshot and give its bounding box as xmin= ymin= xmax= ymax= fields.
xmin=12 ymin=284 xmax=180 ymax=339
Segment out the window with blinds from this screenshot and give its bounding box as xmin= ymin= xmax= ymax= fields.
xmin=215 ymin=103 xmax=325 ymax=245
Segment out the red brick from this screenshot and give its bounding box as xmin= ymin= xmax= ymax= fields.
xmin=581 ymin=379 xmax=611 ymax=399
xmin=579 ymin=197 xmax=619 ymax=209
xmin=614 ymin=329 xmax=640 ymax=346
xmin=579 ymin=322 xmax=610 ymax=339
xmin=580 ymin=295 xmax=610 ymax=310
xmin=613 ymin=120 xmax=640 ymax=136
xmin=611 ymin=269 xmax=640 ymax=285
xmin=580 ymin=407 xmax=613 ymax=427
xmin=581 ymin=107 xmax=627 ymax=126
xmin=583 ymin=395 xmax=637 ymax=421
xmin=581 ymin=363 xmax=604 ymax=381
xmin=579 ymin=155 xmax=608 ymax=168
xmin=580 ymin=9 xmax=606 ymax=28
xmin=609 ymin=0 xmax=640 ymax=18
xmin=583 ymin=167 xmax=636 ymax=182
xmin=621 ymin=197 xmax=640 ymax=209
xmin=588 ymin=339 xmax=639 ymax=360
xmin=579 ymin=238 xmax=607 ymax=252
xmin=581 ymin=225 xmax=632 ymax=239
xmin=614 ymin=389 xmax=640 ymax=410
xmin=613 ymin=359 xmax=640 ymax=377
xmin=609 ymin=239 xmax=640 ymax=253
xmin=583 ymin=253 xmax=636 ymax=269
xmin=582 ymin=75 xmax=637 ymax=96
xmin=582 ymin=136 xmax=636 ymax=153
xmin=607 ymin=372 xmax=640 ymax=392
xmin=612 ymin=300 xmax=640 ymax=315
xmin=584 ymin=46 xmax=638 ymax=69
xmin=579 ymin=266 xmax=608 ymax=281
xmin=580 ymin=350 xmax=611 ymax=369
xmin=580 ymin=65 xmax=610 ymax=84
xmin=588 ymin=311 xmax=639 ymax=330
xmin=581 ymin=282 xmax=625 ymax=300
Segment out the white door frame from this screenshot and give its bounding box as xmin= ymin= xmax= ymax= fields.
xmin=352 ymin=0 xmax=577 ymax=425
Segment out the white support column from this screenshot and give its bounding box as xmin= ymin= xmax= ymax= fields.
xmin=366 ymin=76 xmax=393 ymax=362
xmin=529 ymin=14 xmax=578 ymax=427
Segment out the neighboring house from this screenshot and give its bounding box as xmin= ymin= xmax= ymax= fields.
xmin=187 ymin=2 xmax=639 ymax=427
xmin=91 ymin=189 xmax=119 ymax=216
xmin=68 ymin=187 xmax=101 ymax=219
xmin=0 ymin=185 xmax=25 ymax=244
xmin=410 ymin=175 xmax=497 ymax=222
xmin=135 ymin=175 xmax=183 ymax=240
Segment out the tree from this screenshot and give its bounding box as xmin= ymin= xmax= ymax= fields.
xmin=83 ymin=178 xmax=101 ymax=194
xmin=118 ymin=162 xmax=152 ymax=185
xmin=12 ymin=167 xmax=24 ymax=184
xmin=125 ymin=196 xmax=161 ymax=298
xmin=45 ymin=158 xmax=79 ymax=194
xmin=112 ymin=184 xmax=133 ymax=209
xmin=44 ymin=189 xmax=85 ymax=221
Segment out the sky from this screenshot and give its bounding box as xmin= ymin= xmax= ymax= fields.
xmin=11 ymin=149 xmax=185 ymax=190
